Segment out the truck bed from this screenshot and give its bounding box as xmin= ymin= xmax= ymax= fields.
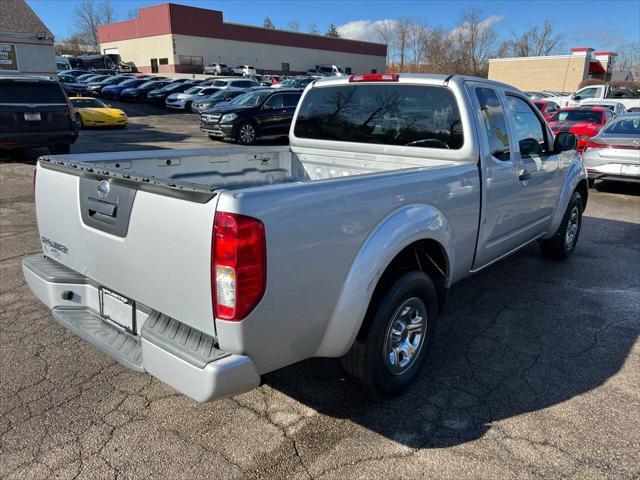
xmin=40 ymin=145 xmax=460 ymax=193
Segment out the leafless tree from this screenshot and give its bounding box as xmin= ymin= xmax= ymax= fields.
xmin=373 ymin=21 xmax=397 ymax=67
xmin=501 ymin=18 xmax=564 ymax=57
xmin=408 ymin=21 xmax=426 ymax=69
xmin=615 ymin=42 xmax=640 ymax=80
xmin=307 ymin=23 xmax=320 ymax=35
xmin=287 ymin=21 xmax=301 ymax=32
xmin=72 ymin=0 xmax=117 ymax=50
xmin=453 ymin=9 xmax=497 ymax=76
xmin=395 ymin=18 xmax=412 ymax=72
xmin=422 ymin=27 xmax=455 ymax=73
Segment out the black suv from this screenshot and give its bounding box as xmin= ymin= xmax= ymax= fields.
xmin=0 ymin=76 xmax=78 ymax=154
xmin=200 ymin=88 xmax=302 ymax=144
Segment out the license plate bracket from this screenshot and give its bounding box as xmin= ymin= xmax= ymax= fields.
xmin=24 ymin=112 xmax=41 ymax=121
xmin=99 ymin=287 xmax=136 ymax=333
xmin=621 ymin=164 xmax=640 ymax=176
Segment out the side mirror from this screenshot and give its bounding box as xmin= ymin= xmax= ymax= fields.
xmin=262 ymin=104 xmax=272 ymax=110
xmin=573 ymin=94 xmax=581 ymax=101
xmin=554 ymin=132 xmax=578 ymax=153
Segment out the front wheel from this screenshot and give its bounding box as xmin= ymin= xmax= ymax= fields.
xmin=236 ymin=121 xmax=257 ymax=145
xmin=185 ymin=101 xmax=193 ymax=112
xmin=75 ymin=113 xmax=84 ymax=128
xmin=340 ymin=271 xmax=438 ymax=398
xmin=539 ymin=190 xmax=583 ymax=260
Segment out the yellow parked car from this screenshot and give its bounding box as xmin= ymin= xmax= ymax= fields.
xmin=70 ymin=97 xmax=127 ymax=128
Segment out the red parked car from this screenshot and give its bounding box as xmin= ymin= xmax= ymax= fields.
xmin=533 ymin=99 xmax=561 ymax=121
xmin=547 ymin=106 xmax=614 ymax=152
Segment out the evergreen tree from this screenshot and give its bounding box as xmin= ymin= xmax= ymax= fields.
xmin=263 ymin=17 xmax=276 ymax=29
xmin=325 ymin=24 xmax=341 ymax=38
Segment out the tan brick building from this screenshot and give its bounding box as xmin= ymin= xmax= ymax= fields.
xmin=488 ymin=48 xmax=617 ymax=93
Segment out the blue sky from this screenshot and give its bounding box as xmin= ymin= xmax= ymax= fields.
xmin=28 ymin=0 xmax=640 ymax=51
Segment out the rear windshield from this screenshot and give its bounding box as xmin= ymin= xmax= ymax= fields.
xmin=0 ymin=83 xmax=66 ymax=103
xmin=603 ymin=117 xmax=640 ymax=135
xmin=550 ymin=110 xmax=603 ymax=123
xmin=294 ymin=84 xmax=463 ymax=149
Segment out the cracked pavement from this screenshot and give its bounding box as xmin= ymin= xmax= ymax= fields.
xmin=1 ymin=106 xmax=639 ymax=479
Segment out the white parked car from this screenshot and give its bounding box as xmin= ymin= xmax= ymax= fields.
xmin=231 ymin=65 xmax=256 ymax=76
xmin=165 ymin=85 xmax=224 ymax=111
xmin=582 ymin=112 xmax=640 ymax=187
xmin=580 ymin=100 xmax=627 ymax=116
xmin=557 ymin=84 xmax=640 ymax=111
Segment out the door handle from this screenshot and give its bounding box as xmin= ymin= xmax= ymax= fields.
xmin=519 ymin=169 xmax=531 ymax=181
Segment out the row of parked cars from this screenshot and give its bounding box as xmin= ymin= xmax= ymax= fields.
xmin=64 ymin=68 xmax=319 ymax=145
xmin=527 ymin=95 xmax=639 ymax=186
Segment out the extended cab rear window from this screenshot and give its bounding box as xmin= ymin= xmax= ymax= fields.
xmin=294 ymin=84 xmax=463 ymax=149
xmin=0 ymin=83 xmax=66 ymax=104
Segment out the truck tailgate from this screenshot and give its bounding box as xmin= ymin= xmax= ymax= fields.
xmin=35 ymin=162 xmax=218 ymax=336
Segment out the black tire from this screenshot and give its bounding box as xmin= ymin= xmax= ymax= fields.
xmin=236 ymin=121 xmax=257 ymax=145
xmin=48 ymin=144 xmax=71 ymax=155
xmin=185 ymin=101 xmax=193 ymax=112
xmin=539 ymin=190 xmax=583 ymax=261
xmin=588 ymin=178 xmax=595 ymax=188
xmin=340 ymin=271 xmax=438 ymax=398
xmin=75 ymin=113 xmax=84 ymax=128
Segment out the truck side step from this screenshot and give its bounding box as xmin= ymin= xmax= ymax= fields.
xmin=52 ymin=307 xmax=144 ymax=372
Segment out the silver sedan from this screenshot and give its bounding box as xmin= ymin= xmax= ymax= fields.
xmin=582 ymin=113 xmax=640 ymax=187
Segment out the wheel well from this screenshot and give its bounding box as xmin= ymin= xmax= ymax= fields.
xmin=575 ymin=179 xmax=588 ymax=208
xmin=357 ymin=239 xmax=449 ymax=339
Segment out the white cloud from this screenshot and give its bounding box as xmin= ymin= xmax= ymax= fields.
xmin=337 ymin=19 xmax=399 ymax=43
xmin=448 ymin=14 xmax=506 ymax=39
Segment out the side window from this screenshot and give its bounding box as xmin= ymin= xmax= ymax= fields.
xmin=476 ymin=87 xmax=511 ymax=161
xmin=283 ymin=93 xmax=301 ymax=108
xmin=577 ymin=87 xmax=598 ymax=100
xmin=506 ymin=95 xmax=549 ymax=157
xmin=264 ymin=95 xmax=284 ymax=108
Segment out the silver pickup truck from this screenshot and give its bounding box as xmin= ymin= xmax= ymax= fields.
xmin=24 ymin=74 xmax=587 ymax=401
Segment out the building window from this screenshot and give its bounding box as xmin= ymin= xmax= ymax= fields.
xmin=179 ymin=55 xmax=203 ymax=66
xmin=0 ymin=44 xmax=19 ymax=72
xmin=159 ymin=58 xmax=168 ymax=65
xmin=281 ymin=62 xmax=290 ymax=72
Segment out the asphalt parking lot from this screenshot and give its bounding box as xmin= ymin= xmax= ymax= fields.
xmin=1 ymin=103 xmax=639 ymax=479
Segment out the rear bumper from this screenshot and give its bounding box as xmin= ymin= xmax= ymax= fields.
xmin=22 ymin=255 xmax=260 ymax=402
xmin=586 ymin=163 xmax=640 ymax=182
xmin=0 ymin=130 xmax=78 ymax=149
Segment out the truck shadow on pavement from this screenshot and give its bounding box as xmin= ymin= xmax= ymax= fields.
xmin=263 ymin=215 xmax=639 ymax=448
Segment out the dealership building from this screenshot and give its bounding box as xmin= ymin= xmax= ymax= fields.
xmin=0 ymin=0 xmax=56 ymax=78
xmin=488 ymin=48 xmax=618 ymax=92
xmin=98 ymin=3 xmax=387 ymax=75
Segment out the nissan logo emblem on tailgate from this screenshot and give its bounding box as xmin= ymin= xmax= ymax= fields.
xmin=97 ymin=180 xmax=110 ymax=198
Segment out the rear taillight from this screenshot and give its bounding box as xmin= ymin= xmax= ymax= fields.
xmin=585 ymin=139 xmax=609 ymax=150
xmin=212 ymin=212 xmax=266 ymax=321
xmin=349 ymin=73 xmax=399 ymax=82
xmin=585 ymin=140 xmax=639 ymax=151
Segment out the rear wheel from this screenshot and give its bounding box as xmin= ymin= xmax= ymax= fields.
xmin=236 ymin=121 xmax=257 ymax=145
xmin=340 ymin=271 xmax=438 ymax=398
xmin=588 ymin=178 xmax=595 ymax=188
xmin=185 ymin=101 xmax=193 ymax=112
xmin=49 ymin=144 xmax=71 ymax=155
xmin=539 ymin=190 xmax=583 ymax=260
